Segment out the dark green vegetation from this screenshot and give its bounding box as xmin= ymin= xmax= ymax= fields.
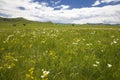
xmin=0 ymin=17 xmax=120 ymax=80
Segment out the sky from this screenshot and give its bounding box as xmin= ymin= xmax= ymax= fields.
xmin=0 ymin=0 xmax=120 ymax=24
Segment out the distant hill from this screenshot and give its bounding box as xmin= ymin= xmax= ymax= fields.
xmin=0 ymin=17 xmax=55 ymax=27
xmin=0 ymin=17 xmax=54 ymax=24
xmin=0 ymin=17 xmax=31 ymax=23
xmin=0 ymin=17 xmax=119 ymax=26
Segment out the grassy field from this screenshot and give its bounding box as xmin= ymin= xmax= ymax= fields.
xmin=0 ymin=18 xmax=120 ymax=80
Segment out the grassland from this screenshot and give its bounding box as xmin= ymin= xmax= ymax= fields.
xmin=0 ymin=18 xmax=120 ymax=80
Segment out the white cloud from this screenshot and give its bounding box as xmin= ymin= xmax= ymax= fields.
xmin=55 ymin=0 xmax=61 ymax=5
xmin=55 ymin=5 xmax=70 ymax=10
xmin=92 ymin=0 xmax=120 ymax=6
xmin=0 ymin=0 xmax=120 ymax=24
xmin=50 ymin=0 xmax=61 ymax=6
xmin=92 ymin=0 xmax=101 ymax=6
xmin=61 ymin=5 xmax=70 ymax=9
xmin=101 ymin=0 xmax=120 ymax=3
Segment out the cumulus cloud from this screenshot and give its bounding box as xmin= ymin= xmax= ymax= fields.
xmin=101 ymin=0 xmax=120 ymax=3
xmin=54 ymin=5 xmax=70 ymax=10
xmin=50 ymin=0 xmax=61 ymax=7
xmin=92 ymin=0 xmax=101 ymax=6
xmin=54 ymin=0 xmax=61 ymax=5
xmin=0 ymin=0 xmax=120 ymax=24
xmin=92 ymin=0 xmax=120 ymax=6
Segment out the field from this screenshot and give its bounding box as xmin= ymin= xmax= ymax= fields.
xmin=0 ymin=18 xmax=120 ymax=80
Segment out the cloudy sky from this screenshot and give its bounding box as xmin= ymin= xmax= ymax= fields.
xmin=0 ymin=0 xmax=120 ymax=24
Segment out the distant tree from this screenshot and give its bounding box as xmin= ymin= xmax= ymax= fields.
xmin=3 ymin=19 xmax=6 ymax=21
xmin=72 ymin=24 xmax=75 ymax=26
xmin=13 ymin=24 xmax=16 ymax=26
xmin=23 ymin=23 xmax=26 ymax=26
xmin=47 ymin=21 xmax=53 ymax=24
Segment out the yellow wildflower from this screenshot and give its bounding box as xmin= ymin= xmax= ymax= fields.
xmin=0 ymin=66 xmax=3 ymax=70
xmin=26 ymin=67 xmax=35 ymax=80
xmin=26 ymin=74 xmax=30 ymax=78
xmin=29 ymin=67 xmax=34 ymax=72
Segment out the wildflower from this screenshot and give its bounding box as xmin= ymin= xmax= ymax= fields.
xmin=3 ymin=34 xmax=14 ymax=43
xmin=96 ymin=61 xmax=100 ymax=64
xmin=3 ymin=41 xmax=6 ymax=43
xmin=82 ymin=39 xmax=86 ymax=41
xmin=90 ymin=31 xmax=96 ymax=34
xmin=72 ymin=42 xmax=78 ymax=45
xmin=26 ymin=74 xmax=30 ymax=78
xmin=14 ymin=58 xmax=18 ymax=62
xmin=29 ymin=67 xmax=34 ymax=72
xmin=93 ymin=64 xmax=98 ymax=67
xmin=7 ymin=66 xmax=11 ymax=69
xmin=49 ymin=50 xmax=57 ymax=59
xmin=86 ymin=43 xmax=92 ymax=46
xmin=26 ymin=67 xmax=34 ymax=80
xmin=101 ymin=50 xmax=104 ymax=52
xmin=98 ymin=40 xmax=101 ymax=43
xmin=111 ymin=35 xmax=114 ymax=38
xmin=113 ymin=40 xmax=117 ymax=44
xmin=11 ymin=63 xmax=15 ymax=67
xmin=16 ymin=30 xmax=20 ymax=34
xmin=30 ymin=60 xmax=36 ymax=64
xmin=31 ymin=76 xmax=34 ymax=79
xmin=19 ymin=56 xmax=24 ymax=58
xmin=111 ymin=39 xmax=117 ymax=45
xmin=20 ymin=33 xmax=26 ymax=37
xmin=51 ymin=34 xmax=57 ymax=38
xmin=49 ymin=50 xmax=55 ymax=56
xmin=30 ymin=44 xmax=33 ymax=48
xmin=72 ymin=38 xmax=80 ymax=45
xmin=42 ymin=31 xmax=46 ymax=34
xmin=41 ymin=69 xmax=50 ymax=79
xmin=76 ymin=39 xmax=80 ymax=42
xmin=0 ymin=66 xmax=3 ymax=70
xmin=116 ymin=38 xmax=119 ymax=41
xmin=41 ymin=40 xmax=46 ymax=44
xmin=56 ymin=29 xmax=59 ymax=33
xmin=8 ymin=35 xmax=14 ymax=38
xmin=107 ymin=64 xmax=112 ymax=68
xmin=26 ymin=73 xmax=34 ymax=79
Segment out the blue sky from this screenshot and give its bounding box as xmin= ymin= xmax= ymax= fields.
xmin=0 ymin=0 xmax=120 ymax=24
xmin=32 ymin=0 xmax=120 ymax=8
xmin=32 ymin=0 xmax=95 ymax=8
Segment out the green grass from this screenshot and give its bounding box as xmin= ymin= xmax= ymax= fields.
xmin=0 ymin=18 xmax=120 ymax=80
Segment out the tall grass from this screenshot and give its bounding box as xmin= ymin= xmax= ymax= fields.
xmin=0 ymin=23 xmax=120 ymax=80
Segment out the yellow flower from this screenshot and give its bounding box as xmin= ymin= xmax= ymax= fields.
xmin=5 ymin=56 xmax=14 ymax=60
xmin=30 ymin=76 xmax=34 ymax=79
xmin=30 ymin=71 xmax=34 ymax=75
xmin=4 ymin=63 xmax=9 ymax=67
xmin=49 ymin=50 xmax=57 ymax=59
xmin=0 ymin=66 xmax=3 ymax=70
xmin=26 ymin=67 xmax=35 ymax=80
xmin=30 ymin=44 xmax=33 ymax=48
xmin=26 ymin=74 xmax=30 ymax=78
xmin=29 ymin=67 xmax=34 ymax=72
xmin=49 ymin=50 xmax=55 ymax=56
xmin=11 ymin=63 xmax=15 ymax=67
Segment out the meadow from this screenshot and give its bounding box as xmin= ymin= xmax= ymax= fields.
xmin=0 ymin=18 xmax=120 ymax=80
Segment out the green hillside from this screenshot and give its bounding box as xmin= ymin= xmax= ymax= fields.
xmin=0 ymin=17 xmax=57 ymax=28
xmin=0 ymin=17 xmax=119 ymax=28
